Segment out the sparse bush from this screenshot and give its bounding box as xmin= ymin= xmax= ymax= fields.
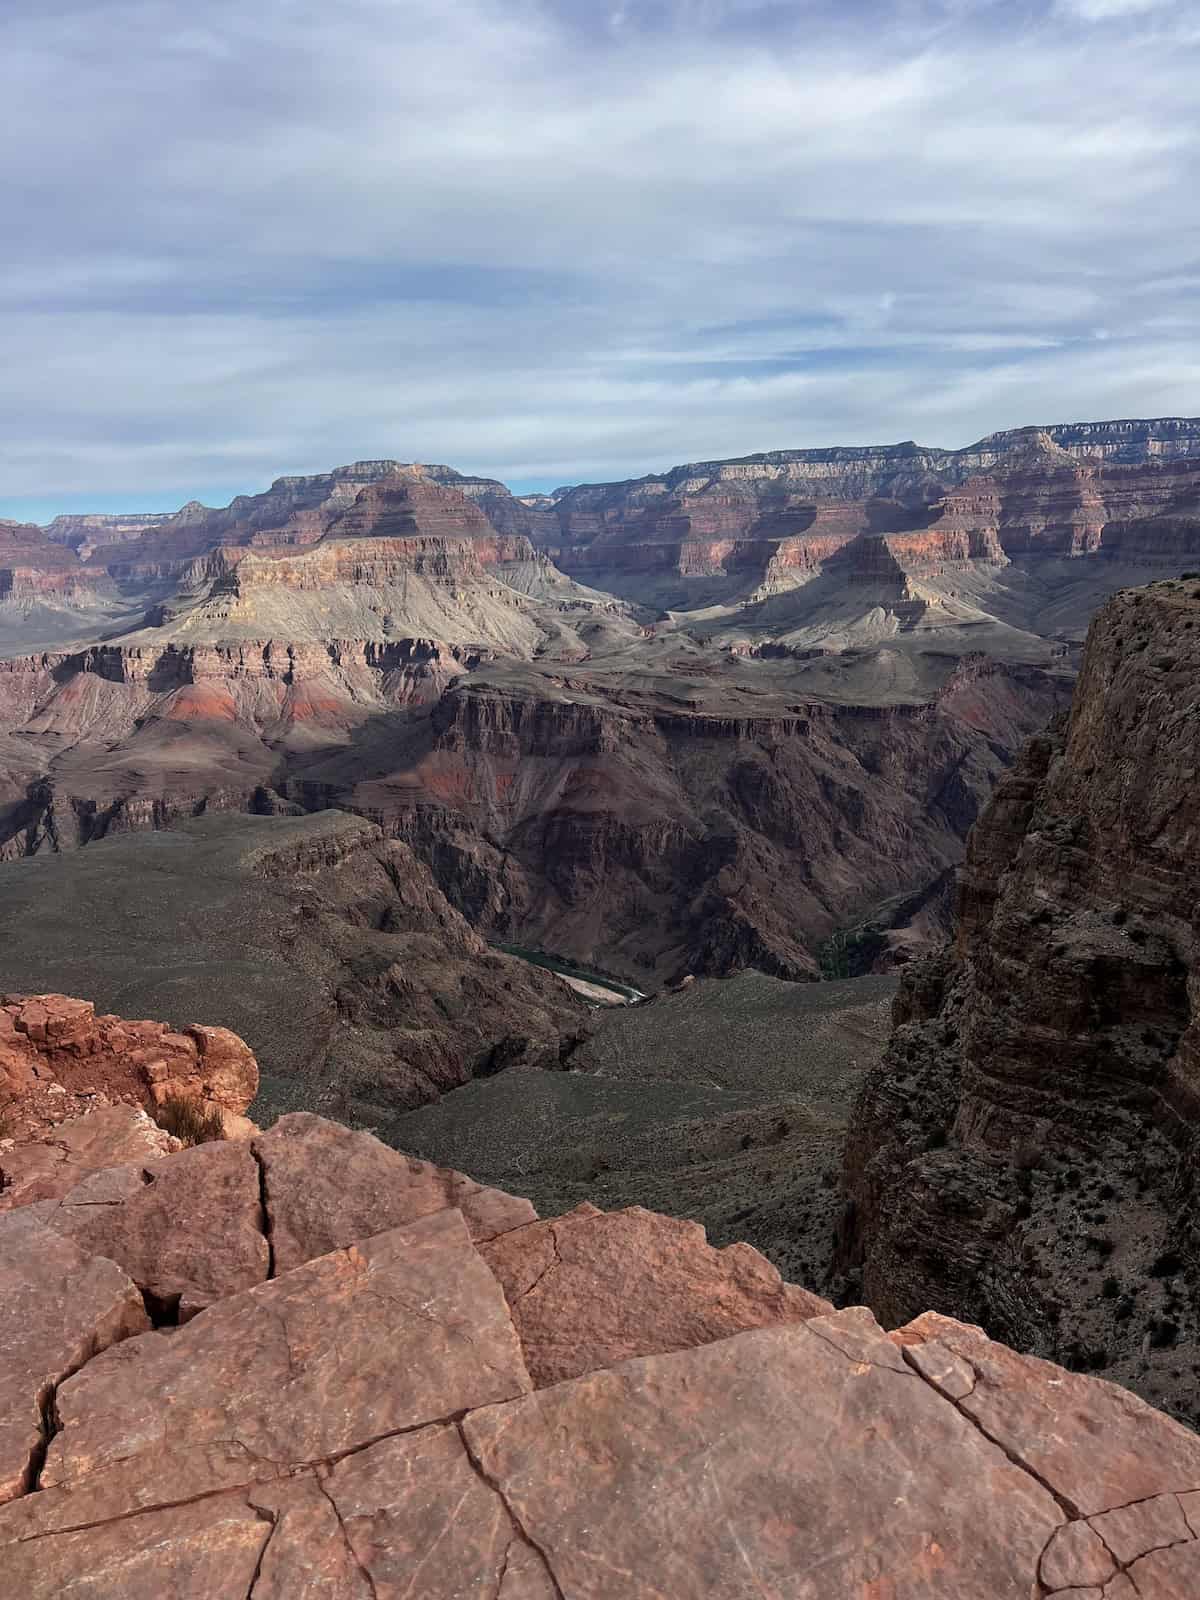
xmin=1150 ymin=1318 xmax=1180 ymax=1350
xmin=1102 ymin=1276 xmax=1120 ymax=1299
xmin=817 ymin=926 xmax=886 ymax=979
xmin=1085 ymin=1234 xmax=1115 ymax=1260
xmin=1151 ymin=1249 xmax=1185 ymax=1279
xmin=1014 ymin=1140 xmax=1042 ymax=1174
xmin=155 ymin=1095 xmax=226 ymax=1147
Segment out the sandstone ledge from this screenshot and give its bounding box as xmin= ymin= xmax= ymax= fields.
xmin=0 ymin=1108 xmax=1198 ymax=1596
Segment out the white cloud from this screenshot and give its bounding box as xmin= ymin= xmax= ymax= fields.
xmin=1058 ymin=0 xmax=1172 ymax=19
xmin=0 ymin=0 xmax=1197 ymax=508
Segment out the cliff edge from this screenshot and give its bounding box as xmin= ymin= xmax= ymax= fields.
xmin=842 ymin=576 xmax=1200 ymax=1425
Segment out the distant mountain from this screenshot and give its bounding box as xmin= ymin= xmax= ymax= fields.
xmin=1 ymin=415 xmax=1198 ymax=985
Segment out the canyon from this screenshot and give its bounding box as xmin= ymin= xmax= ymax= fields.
xmin=3 ymin=438 xmax=1200 ymax=1591
xmin=4 ymin=414 xmax=1198 ymax=985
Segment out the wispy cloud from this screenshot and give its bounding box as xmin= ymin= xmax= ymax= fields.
xmin=0 ymin=0 xmax=1197 ymax=514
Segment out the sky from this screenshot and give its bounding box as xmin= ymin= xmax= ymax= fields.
xmin=2 ymin=0 xmax=1198 ymax=524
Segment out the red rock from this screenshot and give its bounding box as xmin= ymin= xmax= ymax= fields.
xmin=0 ymin=993 xmax=258 ymax=1144
xmin=0 ymin=1490 xmax=280 ymax=1600
xmin=3 ymin=1109 xmax=1200 ymax=1595
xmin=0 ymin=1208 xmax=530 ymax=1539
xmin=323 ymin=1425 xmax=556 ymax=1598
xmin=479 ymin=1201 xmax=832 ymax=1386
xmin=0 ymin=1102 xmax=176 ymax=1209
xmin=35 ymin=1138 xmax=270 ymax=1320
xmin=252 ymin=1111 xmax=536 ymax=1274
xmin=243 ymin=1475 xmax=374 ymax=1600
xmin=1090 ymin=1493 xmax=1191 ymax=1567
xmin=463 ymin=1313 xmax=1065 ymax=1599
xmin=897 ymin=1312 xmax=1200 ymax=1518
xmin=1039 ymin=1521 xmax=1115 ymax=1591
xmin=0 ymin=1210 xmax=147 ymax=1505
xmin=1121 ymin=1542 xmax=1200 ymax=1598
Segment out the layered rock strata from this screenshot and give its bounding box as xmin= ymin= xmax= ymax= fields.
xmin=1 ymin=1105 xmax=1200 ymax=1595
xmin=313 ymin=654 xmax=1070 ymax=982
xmin=842 ymin=577 xmax=1200 ymax=1426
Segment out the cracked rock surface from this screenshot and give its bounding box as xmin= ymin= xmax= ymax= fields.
xmin=2 ymin=1109 xmax=1200 ymax=1595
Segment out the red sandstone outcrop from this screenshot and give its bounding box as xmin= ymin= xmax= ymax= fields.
xmin=0 ymin=993 xmax=257 ymax=1148
xmin=478 ymin=1200 xmax=831 ymax=1385
xmin=1 ymin=1106 xmax=1199 ymax=1595
xmin=841 ymin=576 xmax=1200 ymax=1427
xmin=0 ymin=1104 xmax=177 ymax=1211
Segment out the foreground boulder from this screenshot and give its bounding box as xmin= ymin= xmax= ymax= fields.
xmin=1 ymin=1107 xmax=1199 ymax=1595
xmin=479 ymin=1200 xmax=831 ymax=1385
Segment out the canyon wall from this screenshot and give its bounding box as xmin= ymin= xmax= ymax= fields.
xmin=840 ymin=577 xmax=1200 ymax=1427
xmin=292 ymin=654 xmax=1071 ymax=984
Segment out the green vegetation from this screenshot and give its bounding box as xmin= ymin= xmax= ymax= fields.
xmin=817 ymin=925 xmax=887 ymax=980
xmin=495 ymin=944 xmax=646 ymax=1002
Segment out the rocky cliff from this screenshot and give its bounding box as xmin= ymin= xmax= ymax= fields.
xmin=841 ymin=577 xmax=1200 ymax=1427
xmin=3 ymin=1099 xmax=1200 ymax=1595
xmin=3 ymin=415 xmax=1199 ymax=994
xmin=288 ymin=650 xmax=1071 ymax=983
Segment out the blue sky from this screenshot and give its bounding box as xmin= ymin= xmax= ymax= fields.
xmin=2 ymin=0 xmax=1198 ymax=524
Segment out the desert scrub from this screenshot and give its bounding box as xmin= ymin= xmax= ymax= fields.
xmin=155 ymin=1094 xmax=226 ymax=1147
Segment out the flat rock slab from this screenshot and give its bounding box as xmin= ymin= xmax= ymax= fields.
xmin=0 ymin=1473 xmax=383 ymax=1600
xmin=898 ymin=1313 xmax=1200 ymax=1517
xmin=480 ymin=1201 xmax=832 ymax=1385
xmin=4 ymin=1107 xmax=1200 ymax=1598
xmin=0 ymin=1207 xmax=531 ymax=1547
xmin=253 ymin=1111 xmax=536 ymax=1275
xmin=463 ymin=1311 xmax=1066 ymax=1599
xmin=325 ymin=1424 xmax=558 ymax=1599
xmin=0 ymin=1102 xmax=175 ymax=1210
xmin=0 ymin=1209 xmax=148 ymax=1506
xmin=33 ymin=1138 xmax=270 ymax=1320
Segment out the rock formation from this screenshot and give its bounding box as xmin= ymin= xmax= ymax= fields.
xmin=0 ymin=811 xmax=587 ymax=1124
xmin=2 ymin=1102 xmax=1200 ymax=1595
xmin=299 ymin=651 xmax=1069 ymax=982
xmin=2 ymin=416 xmax=1198 ymax=990
xmin=0 ymin=992 xmax=257 ymax=1146
xmin=841 ymin=576 xmax=1200 ymax=1427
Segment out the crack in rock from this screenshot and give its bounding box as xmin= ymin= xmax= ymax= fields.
xmin=23 ymin=1379 xmax=63 ymax=1497
xmin=314 ymin=1472 xmax=379 ymax=1600
xmin=514 ymin=1222 xmax=564 ymax=1305
xmin=899 ymin=1345 xmax=1082 ymax=1521
xmin=243 ymin=1503 xmax=279 ymax=1600
xmin=457 ymin=1422 xmax=565 ymax=1600
xmin=250 ymin=1144 xmax=276 ymax=1280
